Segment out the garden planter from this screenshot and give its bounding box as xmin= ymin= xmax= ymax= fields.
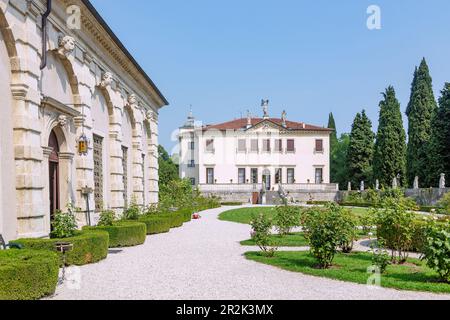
xmin=11 ymin=230 xmax=109 ymax=266
xmin=0 ymin=249 xmax=59 ymax=300
xmin=84 ymin=221 xmax=147 ymax=248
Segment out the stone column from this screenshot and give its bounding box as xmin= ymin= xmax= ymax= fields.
xmin=148 ymin=111 xmax=160 ymax=205
xmin=12 ymin=82 xmax=47 ymax=238
xmin=128 ymin=95 xmax=145 ymax=207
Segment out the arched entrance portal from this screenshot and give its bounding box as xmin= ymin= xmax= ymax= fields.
xmin=48 ymin=130 xmax=60 ymax=220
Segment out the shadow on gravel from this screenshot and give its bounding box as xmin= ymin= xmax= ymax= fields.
xmin=108 ymin=249 xmax=123 ymax=254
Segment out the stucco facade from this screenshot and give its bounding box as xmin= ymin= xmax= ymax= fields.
xmin=0 ymin=0 xmax=167 ymax=241
xmin=178 ymin=103 xmax=336 ymax=201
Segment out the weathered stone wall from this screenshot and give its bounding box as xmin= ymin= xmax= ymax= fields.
xmin=0 ymin=0 xmax=165 ymax=240
xmin=202 ymin=192 xmax=253 ymax=204
xmin=405 ymin=188 xmax=450 ymax=206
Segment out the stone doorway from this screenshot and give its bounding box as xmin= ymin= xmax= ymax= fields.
xmin=48 ymin=130 xmax=60 ymax=223
xmin=262 ymin=169 xmax=271 ymax=191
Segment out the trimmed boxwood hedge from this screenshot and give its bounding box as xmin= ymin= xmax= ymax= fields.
xmin=11 ymin=230 xmax=109 ymax=266
xmin=83 ymin=221 xmax=146 ymax=248
xmin=178 ymin=208 xmax=194 ymax=223
xmin=160 ymin=211 xmax=185 ymax=228
xmin=0 ymin=249 xmax=59 ymax=300
xmin=139 ymin=215 xmax=172 ymax=235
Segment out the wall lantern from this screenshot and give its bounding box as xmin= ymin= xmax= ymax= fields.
xmin=77 ymin=133 xmax=89 ymax=156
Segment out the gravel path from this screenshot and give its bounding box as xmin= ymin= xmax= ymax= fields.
xmin=49 ymin=206 xmax=450 ymax=300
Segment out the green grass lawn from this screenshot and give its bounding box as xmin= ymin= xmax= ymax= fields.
xmin=240 ymin=233 xmax=308 ymax=247
xmin=219 ymin=207 xmax=276 ymax=225
xmin=245 ymin=251 xmax=450 ymax=294
xmin=219 ymin=206 xmax=372 ymax=225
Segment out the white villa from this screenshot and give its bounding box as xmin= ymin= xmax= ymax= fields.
xmin=178 ymin=101 xmax=338 ymax=203
xmin=0 ymin=0 xmax=166 ymax=241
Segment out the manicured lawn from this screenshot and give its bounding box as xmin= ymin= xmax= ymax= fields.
xmin=219 ymin=207 xmax=276 ymax=224
xmin=245 ymin=251 xmax=450 ymax=294
xmin=241 ymin=233 xmax=308 ymax=247
xmin=219 ymin=206 xmax=372 ymax=225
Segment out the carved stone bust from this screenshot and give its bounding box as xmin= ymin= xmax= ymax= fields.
xmin=57 ymin=35 xmax=75 ymax=57
xmin=146 ymin=110 xmax=154 ymax=121
xmin=100 ymin=72 xmax=114 ymax=88
xmin=128 ymin=93 xmax=137 ymax=106
xmin=58 ymin=115 xmax=68 ymax=127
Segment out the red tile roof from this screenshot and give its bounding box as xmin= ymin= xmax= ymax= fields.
xmin=202 ymin=118 xmax=333 ymax=132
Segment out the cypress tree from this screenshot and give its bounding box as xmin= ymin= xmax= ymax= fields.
xmin=328 ymin=113 xmax=339 ymax=183
xmin=373 ymin=86 xmax=407 ymax=188
xmin=346 ymin=110 xmax=375 ymax=188
xmin=328 ymin=113 xmax=338 ymax=148
xmin=427 ymin=83 xmax=450 ymax=186
xmin=333 ymin=134 xmax=350 ymax=189
xmin=406 ymin=58 xmax=437 ymax=187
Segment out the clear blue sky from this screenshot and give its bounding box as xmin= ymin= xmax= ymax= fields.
xmin=91 ymin=0 xmax=450 ymax=154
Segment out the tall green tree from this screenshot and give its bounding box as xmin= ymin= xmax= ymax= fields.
xmin=158 ymin=145 xmax=179 ymax=194
xmin=346 ymin=110 xmax=375 ymax=188
xmin=373 ymin=86 xmax=407 ymax=188
xmin=328 ymin=113 xmax=339 ymax=183
xmin=406 ymin=58 xmax=437 ymax=187
xmin=427 ymin=83 xmax=450 ymax=186
xmin=328 ymin=113 xmax=338 ymax=148
xmin=333 ymin=134 xmax=350 ymax=190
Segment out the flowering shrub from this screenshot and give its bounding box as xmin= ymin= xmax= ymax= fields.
xmin=274 ymin=205 xmax=301 ymax=236
xmin=250 ymin=213 xmax=277 ymax=258
xmin=122 ymin=197 xmax=141 ymax=221
xmin=438 ymin=192 xmax=450 ymax=215
xmin=337 ymin=208 xmax=358 ymax=253
xmin=97 ymin=210 xmax=116 ymax=227
xmin=370 ymin=240 xmax=390 ymax=274
xmin=422 ymin=221 xmax=450 ymax=283
xmin=51 ymin=204 xmax=78 ymax=239
xmin=302 ymin=203 xmax=354 ymax=268
xmin=375 ymin=197 xmax=415 ymax=264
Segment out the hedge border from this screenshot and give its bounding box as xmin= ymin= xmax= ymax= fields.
xmin=11 ymin=230 xmax=109 ymax=266
xmin=0 ymin=249 xmax=59 ymax=300
xmin=84 ymin=221 xmax=146 ymax=248
xmin=139 ymin=215 xmax=172 ymax=235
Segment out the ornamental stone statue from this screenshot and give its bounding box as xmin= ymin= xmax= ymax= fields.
xmin=57 ymin=35 xmax=75 ymax=57
xmin=413 ymin=176 xmax=419 ymax=190
xmin=261 ymin=99 xmax=269 ymax=118
xmin=100 ymin=72 xmax=114 ymax=88
xmin=440 ymin=174 xmax=446 ymax=189
xmin=128 ymin=93 xmax=137 ymax=106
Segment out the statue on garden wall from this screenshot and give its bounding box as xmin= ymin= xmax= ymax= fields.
xmin=440 ymin=174 xmax=446 ymax=189
xmin=413 ymin=176 xmax=419 ymax=190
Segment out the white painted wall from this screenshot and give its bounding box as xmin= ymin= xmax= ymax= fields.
xmin=179 ymin=124 xmax=331 ymax=187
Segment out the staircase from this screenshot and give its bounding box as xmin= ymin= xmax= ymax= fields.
xmin=266 ymin=191 xmax=283 ymax=205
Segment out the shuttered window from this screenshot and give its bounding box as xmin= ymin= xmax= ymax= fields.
xmin=122 ymin=146 xmax=128 ymax=208
xmin=315 ymin=139 xmax=324 ymax=152
xmin=287 ymin=139 xmax=295 ymax=152
xmin=93 ymin=135 xmax=103 ymax=212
